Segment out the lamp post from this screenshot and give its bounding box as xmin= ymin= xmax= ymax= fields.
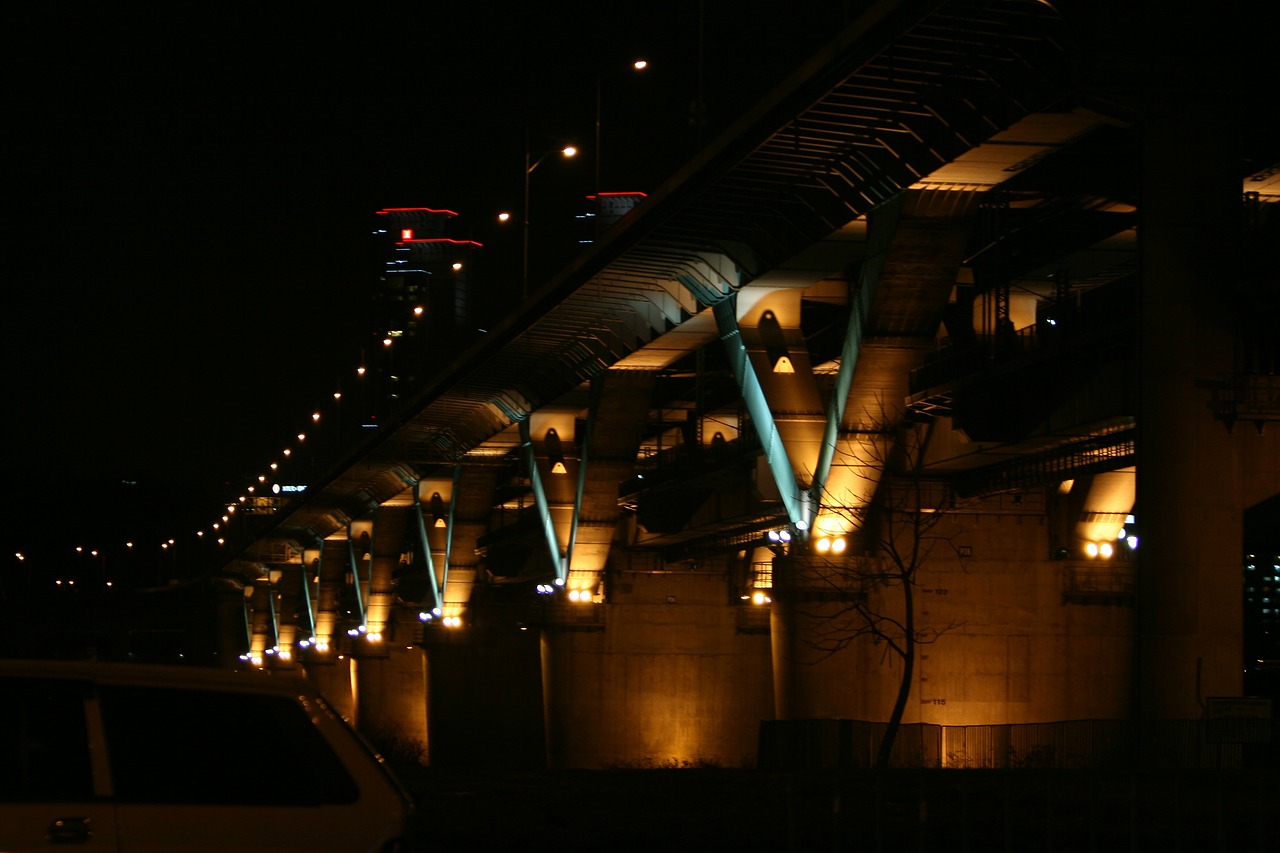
xmin=594 ymin=59 xmax=648 ymax=226
xmin=523 ymin=134 xmax=577 ymax=299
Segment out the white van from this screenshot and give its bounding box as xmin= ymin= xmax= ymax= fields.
xmin=0 ymin=659 xmax=413 ymax=852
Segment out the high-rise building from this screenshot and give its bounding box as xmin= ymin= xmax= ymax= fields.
xmin=373 ymin=207 xmax=478 ymax=342
xmin=368 ymin=207 xmax=482 ymax=414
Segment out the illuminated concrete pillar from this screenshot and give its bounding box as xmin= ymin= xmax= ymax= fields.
xmin=569 ymin=371 xmax=654 ymax=592
xmin=542 ymin=570 xmax=773 ymax=769
xmin=313 ymin=536 xmax=347 ymax=655
xmin=537 ymin=372 xmax=659 ymax=767
xmin=738 ymin=287 xmax=827 ymax=468
xmin=1135 ymin=86 xmax=1244 ymax=717
xmin=366 ymin=504 xmax=411 ymax=643
xmin=273 ymin=565 xmax=303 ymax=667
xmin=348 ymin=520 xmax=374 ymax=636
xmin=432 ymin=467 xmax=494 ymax=622
xmin=297 ymin=547 xmax=321 ymax=650
xmin=246 ymin=578 xmax=273 ymax=668
xmin=758 ymin=211 xmax=967 ymax=724
xmin=523 ymin=377 xmax=649 ymax=601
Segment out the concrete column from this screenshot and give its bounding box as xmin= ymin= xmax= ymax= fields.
xmin=769 ymin=555 xmax=863 ymax=720
xmin=215 ymin=584 xmax=248 ymax=667
xmin=313 ymin=538 xmax=347 ymax=654
xmin=770 ymin=595 xmax=830 ymax=720
xmin=569 ymin=371 xmax=654 ymax=593
xmin=246 ymin=579 xmax=272 ymax=665
xmin=352 ymin=645 xmax=428 ymax=758
xmin=368 ymin=505 xmax=411 ymax=639
xmin=437 ymin=466 xmax=497 ymax=615
xmin=427 ymin=608 xmax=544 ymax=769
xmin=542 ymin=571 xmax=773 ymax=769
xmin=307 ymin=656 xmax=356 ymax=723
xmin=1135 ymin=91 xmax=1243 ymax=717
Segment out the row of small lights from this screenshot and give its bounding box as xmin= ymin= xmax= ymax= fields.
xmin=184 ymin=333 xmax=401 ymax=560
xmin=217 ymin=232 xmax=497 ymax=536
xmin=233 ymin=304 xmax=480 ymax=663
xmin=39 ymin=160 xmax=653 ymax=589
xmin=240 ymin=625 xmax=406 ymax=667
xmin=56 ymin=128 xmax=653 ymax=581
xmin=16 ymin=540 xmax=195 ymax=588
xmin=32 ymin=72 xmax=655 ymax=583
xmin=232 ymin=228 xmax=486 ymax=660
xmin=13 ymin=327 xmax=410 ymax=582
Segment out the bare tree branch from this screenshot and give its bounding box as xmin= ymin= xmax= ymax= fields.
xmin=778 ymin=400 xmax=966 ymax=767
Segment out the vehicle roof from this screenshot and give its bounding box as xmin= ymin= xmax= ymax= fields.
xmin=0 ymin=658 xmax=313 ymax=694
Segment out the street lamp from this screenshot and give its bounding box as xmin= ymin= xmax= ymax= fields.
xmin=594 ymin=59 xmax=649 ymax=225
xmin=523 ymin=135 xmax=577 ymax=298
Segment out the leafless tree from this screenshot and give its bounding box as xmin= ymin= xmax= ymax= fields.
xmin=797 ymin=415 xmax=963 ymax=768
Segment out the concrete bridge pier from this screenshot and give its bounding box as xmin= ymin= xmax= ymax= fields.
xmin=1135 ymin=96 xmax=1247 ymax=719
xmin=351 ymin=643 xmax=428 ymax=759
xmin=541 ymin=568 xmax=774 ymax=770
xmin=769 ymin=554 xmax=867 ymax=722
xmin=306 ymin=657 xmax=355 ymax=722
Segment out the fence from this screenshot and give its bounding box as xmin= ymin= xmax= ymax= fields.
xmin=758 ymin=718 xmax=1278 ymax=771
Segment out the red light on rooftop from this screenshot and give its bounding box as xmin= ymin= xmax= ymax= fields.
xmin=395 ymin=238 xmax=484 ymax=248
xmin=376 ymin=207 xmax=460 ymax=217
xmin=586 ymin=191 xmax=648 ymax=199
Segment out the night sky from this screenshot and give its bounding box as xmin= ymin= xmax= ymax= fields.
xmin=8 ymin=2 xmax=859 ymax=565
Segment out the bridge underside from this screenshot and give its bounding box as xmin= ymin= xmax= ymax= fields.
xmin=225 ymin=1 xmax=1277 ymax=769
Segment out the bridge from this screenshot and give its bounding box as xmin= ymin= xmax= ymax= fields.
xmin=219 ymin=0 xmax=1277 ymax=769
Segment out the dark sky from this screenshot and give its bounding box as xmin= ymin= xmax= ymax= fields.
xmin=8 ymin=2 xmax=861 ymax=558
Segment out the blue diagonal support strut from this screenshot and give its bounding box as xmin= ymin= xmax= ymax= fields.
xmin=811 ymin=192 xmax=904 ymax=503
xmin=565 ymin=375 xmax=603 ymax=575
xmin=346 ymin=530 xmax=366 ymax=626
xmin=265 ymin=578 xmax=280 ymax=649
xmin=299 ymin=564 xmax=316 ymax=640
xmin=712 ymin=297 xmax=808 ymax=532
xmin=520 ymin=418 xmax=566 ymax=583
xmin=443 ymin=466 xmax=461 ymax=582
xmin=412 ymin=481 xmax=446 ymax=615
